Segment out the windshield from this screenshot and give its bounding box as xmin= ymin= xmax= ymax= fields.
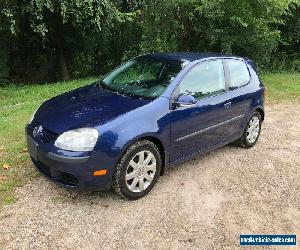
xmin=99 ymin=57 xmax=184 ymax=99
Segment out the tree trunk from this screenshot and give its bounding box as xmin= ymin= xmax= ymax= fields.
xmin=56 ymin=38 xmax=70 ymax=81
xmin=53 ymin=11 xmax=70 ymax=81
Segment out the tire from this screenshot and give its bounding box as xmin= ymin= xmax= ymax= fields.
xmin=238 ymin=111 xmax=262 ymax=148
xmin=112 ymin=140 xmax=162 ymax=200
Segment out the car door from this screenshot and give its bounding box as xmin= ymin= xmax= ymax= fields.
xmin=170 ymin=59 xmax=232 ymax=162
xmin=222 ymin=59 xmax=253 ymax=139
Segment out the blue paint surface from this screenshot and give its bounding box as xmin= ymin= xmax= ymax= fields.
xmin=26 ymin=53 xmax=265 ymax=190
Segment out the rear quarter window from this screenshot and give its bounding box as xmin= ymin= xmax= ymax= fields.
xmin=227 ymin=60 xmax=250 ymax=88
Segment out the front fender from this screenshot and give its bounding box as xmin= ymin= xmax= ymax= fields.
xmin=94 ymin=97 xmax=171 ymax=168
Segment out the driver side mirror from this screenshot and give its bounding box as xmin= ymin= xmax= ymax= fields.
xmin=173 ymin=93 xmax=196 ymax=108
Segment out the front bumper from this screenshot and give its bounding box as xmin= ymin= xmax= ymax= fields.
xmin=26 ymin=132 xmax=113 ymax=191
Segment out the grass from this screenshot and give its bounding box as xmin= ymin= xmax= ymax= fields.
xmin=0 ymin=73 xmax=299 ymax=209
xmin=0 ymin=77 xmax=97 ymax=209
xmin=261 ymin=73 xmax=300 ymax=102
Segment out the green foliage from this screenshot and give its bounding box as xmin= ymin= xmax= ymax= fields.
xmin=0 ymin=0 xmax=299 ymax=84
xmin=138 ymin=0 xmax=298 ymax=69
xmin=269 ymin=2 xmax=300 ymax=72
xmin=5 ymin=0 xmax=120 ymax=35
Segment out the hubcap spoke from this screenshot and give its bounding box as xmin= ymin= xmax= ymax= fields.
xmin=146 ymin=163 xmax=156 ymax=172
xmin=144 ymin=173 xmax=153 ymax=182
xmin=139 ymin=178 xmax=145 ymax=191
xmin=126 ymin=172 xmax=136 ymax=181
xmin=253 ymin=127 xmax=259 ymax=133
xmin=129 ymin=177 xmax=139 ymax=191
xmin=138 ymin=152 xmax=145 ymax=163
xmin=144 ymin=154 xmax=152 ymax=165
xmin=129 ymin=160 xmax=139 ymax=170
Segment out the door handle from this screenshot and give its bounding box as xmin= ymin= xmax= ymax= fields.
xmin=224 ymin=102 xmax=231 ymax=108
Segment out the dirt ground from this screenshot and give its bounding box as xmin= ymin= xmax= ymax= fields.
xmin=0 ymin=104 xmax=299 ymax=250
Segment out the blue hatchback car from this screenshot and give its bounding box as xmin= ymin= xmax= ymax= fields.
xmin=26 ymin=52 xmax=265 ymax=199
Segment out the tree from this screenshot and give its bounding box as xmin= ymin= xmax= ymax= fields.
xmin=1 ymin=0 xmax=121 ymax=81
xmin=276 ymin=2 xmax=300 ymax=71
xmin=0 ymin=0 xmax=299 ymax=83
xmin=138 ymin=0 xmax=297 ymax=68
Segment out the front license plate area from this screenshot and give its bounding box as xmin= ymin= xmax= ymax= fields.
xmin=27 ymin=135 xmax=38 ymax=161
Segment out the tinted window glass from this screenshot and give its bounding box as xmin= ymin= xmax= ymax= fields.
xmin=180 ymin=60 xmax=225 ymax=100
xmin=101 ymin=58 xmax=183 ymax=99
xmin=227 ymin=60 xmax=250 ymax=88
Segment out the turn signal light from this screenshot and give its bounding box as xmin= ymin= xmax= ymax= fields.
xmin=93 ymin=170 xmax=108 ymax=176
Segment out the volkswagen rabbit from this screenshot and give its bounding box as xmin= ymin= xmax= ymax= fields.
xmin=26 ymin=52 xmax=265 ymax=199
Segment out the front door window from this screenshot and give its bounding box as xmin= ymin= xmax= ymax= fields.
xmin=179 ymin=60 xmax=226 ymax=100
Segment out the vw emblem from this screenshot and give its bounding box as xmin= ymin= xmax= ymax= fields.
xmin=33 ymin=125 xmax=43 ymax=138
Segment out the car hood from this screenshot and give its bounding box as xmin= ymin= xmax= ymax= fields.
xmin=35 ymin=84 xmax=151 ymax=134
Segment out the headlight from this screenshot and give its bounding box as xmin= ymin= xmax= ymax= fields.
xmin=29 ymin=108 xmax=38 ymax=124
xmin=55 ymin=128 xmax=99 ymax=152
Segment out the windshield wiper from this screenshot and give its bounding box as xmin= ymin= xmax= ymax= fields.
xmin=96 ymin=80 xmax=154 ymax=100
xmin=97 ymin=80 xmax=129 ymax=97
xmin=97 ymin=80 xmax=117 ymax=92
xmin=96 ymin=80 xmax=108 ymax=89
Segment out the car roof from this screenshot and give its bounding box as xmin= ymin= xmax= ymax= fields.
xmin=141 ymin=52 xmax=245 ymax=62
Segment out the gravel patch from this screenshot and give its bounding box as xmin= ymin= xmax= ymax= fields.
xmin=0 ymin=104 xmax=299 ymax=249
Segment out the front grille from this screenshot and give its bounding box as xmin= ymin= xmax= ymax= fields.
xmin=60 ymin=173 xmax=78 ymax=186
xmin=32 ymin=158 xmax=78 ymax=187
